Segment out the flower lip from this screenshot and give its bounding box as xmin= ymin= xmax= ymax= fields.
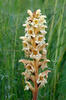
xmin=30 ymin=51 xmax=41 ymax=60
xmin=32 ymin=49 xmax=38 ymax=55
xmin=26 ymin=64 xmax=34 ymax=73
xmin=33 ymin=18 xmax=39 ymax=24
xmin=40 ymin=30 xmax=47 ymax=34
xmin=27 ymin=27 xmax=34 ymax=34
xmin=23 ymin=41 xmax=28 ymax=48
xmin=24 ymin=81 xmax=31 ymax=90
xmin=19 ymin=36 xmax=30 ymax=41
xmin=37 ymin=35 xmax=44 ymax=41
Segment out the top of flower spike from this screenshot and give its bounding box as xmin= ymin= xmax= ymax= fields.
xmin=21 ymin=9 xmax=48 ymax=60
xmin=27 ymin=9 xmax=41 ymax=17
xmin=27 ymin=9 xmax=47 ymax=18
xmin=23 ymin=9 xmax=47 ymax=30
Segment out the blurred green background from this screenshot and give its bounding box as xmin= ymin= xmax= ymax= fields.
xmin=0 ymin=0 xmax=66 ymax=100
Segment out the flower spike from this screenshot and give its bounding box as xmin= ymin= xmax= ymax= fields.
xmin=19 ymin=9 xmax=51 ymax=100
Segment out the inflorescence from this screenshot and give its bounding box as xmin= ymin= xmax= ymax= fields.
xmin=19 ymin=9 xmax=51 ymax=94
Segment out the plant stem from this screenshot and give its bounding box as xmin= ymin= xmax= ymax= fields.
xmin=33 ymin=85 xmax=38 ymax=100
xmin=33 ymin=60 xmax=38 ymax=100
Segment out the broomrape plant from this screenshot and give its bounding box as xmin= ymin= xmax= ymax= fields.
xmin=19 ymin=9 xmax=51 ymax=100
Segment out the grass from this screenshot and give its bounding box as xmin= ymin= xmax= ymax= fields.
xmin=0 ymin=0 xmax=66 ymax=100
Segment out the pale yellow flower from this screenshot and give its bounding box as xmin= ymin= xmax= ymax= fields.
xmin=28 ymin=28 xmax=33 ymax=34
xmin=43 ymin=48 xmax=47 ymax=54
xmin=40 ymin=78 xmax=47 ymax=87
xmin=22 ymin=41 xmax=30 ymax=51
xmin=22 ymin=70 xmax=31 ymax=80
xmin=37 ymin=73 xmax=47 ymax=87
xmin=37 ymin=73 xmax=44 ymax=83
xmin=23 ymin=41 xmax=29 ymax=49
xmin=24 ymin=84 xmax=29 ymax=90
xmin=27 ymin=27 xmax=35 ymax=37
xmin=19 ymin=36 xmax=30 ymax=41
xmin=35 ymin=35 xmax=44 ymax=43
xmin=39 ymin=15 xmax=47 ymax=24
xmin=24 ymin=81 xmax=34 ymax=92
xmin=23 ymin=41 xmax=28 ymax=47
xmin=27 ymin=9 xmax=33 ymax=17
xmin=40 ymin=25 xmax=47 ymax=34
xmin=32 ymin=18 xmax=39 ymax=27
xmin=37 ymin=70 xmax=51 ymax=87
xmin=26 ymin=64 xmax=35 ymax=73
xmin=36 ymin=9 xmax=41 ymax=17
xmin=40 ymin=70 xmax=51 ymax=79
xmin=40 ymin=30 xmax=47 ymax=34
xmin=40 ymin=25 xmax=47 ymax=30
xmin=30 ymin=51 xmax=41 ymax=60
